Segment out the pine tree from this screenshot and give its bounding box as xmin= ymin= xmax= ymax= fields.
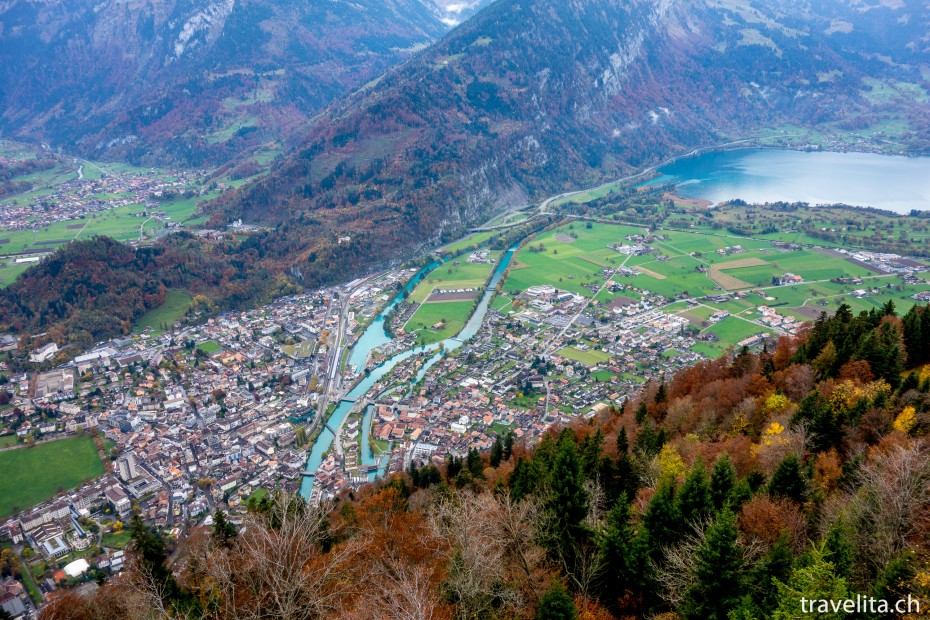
xmin=680 ymin=508 xmax=743 ymax=620
xmin=642 ymin=478 xmax=681 ymax=563
xmin=579 ymin=429 xmax=604 ymax=479
xmin=536 ymin=582 xmax=578 ymax=620
xmin=597 ymin=494 xmax=635 ymax=611
xmin=446 ymin=455 xmax=462 ymax=480
xmin=212 ymin=509 xmax=237 ymax=548
xmin=502 ymin=431 xmax=514 ymax=461
xmin=768 ymin=454 xmax=807 ymax=504
xmin=129 ymin=512 xmax=181 ymax=603
xmin=509 ymin=456 xmax=543 ymax=501
xmin=823 ymin=518 xmax=854 ymax=580
xmin=490 ymin=435 xmax=504 ymax=468
xmin=772 ymin=543 xmax=849 ymax=620
xmin=677 ymin=460 xmax=713 ymax=526
xmin=636 ymin=419 xmax=662 ymax=456
xmin=873 ymin=552 xmax=915 ymax=605
xmin=902 ymin=306 xmax=924 ymax=366
xmin=616 ymin=427 xmax=629 ymax=455
xmin=546 ymin=441 xmax=589 ymax=570
xmin=756 ymin=533 xmax=794 ymax=612
xmin=654 ymin=382 xmax=667 ymax=404
xmin=710 ymin=453 xmax=737 ymax=511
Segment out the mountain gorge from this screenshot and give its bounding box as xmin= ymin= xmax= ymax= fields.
xmin=0 ymin=0 xmax=458 ymax=165
xmin=213 ymin=0 xmax=930 ymax=287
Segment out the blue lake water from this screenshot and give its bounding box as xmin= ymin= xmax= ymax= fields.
xmin=300 ymin=245 xmax=517 ymax=496
xmin=646 ymin=149 xmax=930 ymax=213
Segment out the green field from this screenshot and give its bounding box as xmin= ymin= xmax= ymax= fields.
xmin=503 ymin=223 xmax=646 ymax=296
xmin=0 ymin=436 xmax=105 ymax=518
xmin=135 ymin=290 xmax=193 ymax=334
xmin=197 ymin=340 xmax=222 ymax=355
xmin=0 ymin=194 xmax=209 ymax=261
xmin=0 ymin=434 xmax=19 ymax=448
xmin=498 ymin=220 xmax=930 ymax=356
xmin=404 ymin=301 xmax=473 ymax=344
xmin=409 ymin=255 xmax=498 ymax=303
xmin=558 ymin=346 xmax=611 ymax=366
xmin=101 ymin=530 xmax=132 ymax=549
xmin=439 ymin=230 xmax=499 ymax=254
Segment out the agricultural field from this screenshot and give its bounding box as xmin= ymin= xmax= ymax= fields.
xmin=405 ymin=236 xmax=505 ymax=344
xmin=499 ymin=220 xmax=930 ymax=356
xmin=408 ymin=253 xmax=499 ymax=303
xmin=134 ymin=290 xmax=193 ymax=334
xmin=0 ymin=435 xmax=105 ymax=518
xmin=503 ymin=223 xmax=646 ymax=296
xmin=403 ymin=300 xmax=473 ymax=344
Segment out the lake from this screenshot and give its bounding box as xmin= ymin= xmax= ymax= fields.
xmin=646 ymin=149 xmax=930 ymax=213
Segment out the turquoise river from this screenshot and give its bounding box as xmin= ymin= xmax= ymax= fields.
xmin=300 ymin=245 xmax=518 ymax=496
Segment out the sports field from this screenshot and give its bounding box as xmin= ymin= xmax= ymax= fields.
xmin=0 ymin=435 xmax=105 ymax=518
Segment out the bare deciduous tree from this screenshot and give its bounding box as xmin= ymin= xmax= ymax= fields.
xmin=429 ymin=491 xmax=525 ymax=619
xmin=846 ymin=440 xmax=930 ymax=572
xmin=206 ymin=495 xmax=351 ymax=620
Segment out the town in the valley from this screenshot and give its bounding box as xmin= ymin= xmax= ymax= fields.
xmin=2 ymin=179 xmax=930 ymax=613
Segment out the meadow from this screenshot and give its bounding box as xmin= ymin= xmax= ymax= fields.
xmin=134 ymin=290 xmax=193 ymax=334
xmin=408 ymin=253 xmax=500 ymax=303
xmin=403 ymin=300 xmax=473 ymax=344
xmin=0 ymin=435 xmax=105 ymax=518
xmin=557 ymin=346 xmax=610 ymax=366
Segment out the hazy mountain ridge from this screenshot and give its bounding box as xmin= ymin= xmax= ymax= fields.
xmin=0 ymin=0 xmax=453 ymax=165
xmin=212 ymin=0 xmax=930 ymax=287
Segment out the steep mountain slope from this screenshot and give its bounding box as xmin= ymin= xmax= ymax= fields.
xmin=0 ymin=0 xmax=450 ymax=165
xmin=213 ymin=0 xmax=930 ymax=287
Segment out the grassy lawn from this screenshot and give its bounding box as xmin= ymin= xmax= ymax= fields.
xmin=197 ymin=340 xmax=222 ymax=355
xmin=409 ymin=254 xmax=498 ymax=303
xmin=101 ymin=530 xmax=132 ymax=549
xmin=558 ymin=346 xmax=610 ymax=366
xmin=439 ymin=230 xmax=498 ymax=254
xmin=0 ymin=434 xmax=20 ymax=448
xmin=247 ymin=487 xmax=270 ymax=504
xmin=134 ymin=290 xmax=192 ymax=334
xmin=0 ymin=261 xmax=32 ymax=287
xmin=0 ymin=435 xmax=105 ymax=518
xmin=404 ymin=301 xmax=473 ymax=345
xmin=696 ymin=317 xmax=771 ymax=356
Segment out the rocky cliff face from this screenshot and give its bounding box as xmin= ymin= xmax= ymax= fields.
xmin=210 ymin=0 xmax=930 ymax=287
xmin=0 ymin=0 xmax=451 ymax=165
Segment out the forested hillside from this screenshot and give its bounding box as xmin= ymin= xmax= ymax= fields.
xmin=212 ymin=0 xmax=930 ymax=287
xmin=0 ymin=235 xmax=293 ymax=356
xmin=43 ymin=302 xmax=930 ymax=619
